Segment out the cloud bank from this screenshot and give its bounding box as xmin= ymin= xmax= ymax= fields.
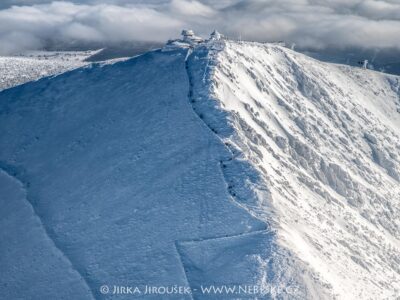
xmin=1 ymin=0 xmax=400 ymax=54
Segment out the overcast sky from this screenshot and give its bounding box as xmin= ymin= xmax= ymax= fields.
xmin=1 ymin=0 xmax=400 ymax=54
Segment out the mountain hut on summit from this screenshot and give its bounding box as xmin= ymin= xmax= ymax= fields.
xmin=181 ymin=30 xmax=204 ymax=44
xmin=162 ymin=30 xmax=224 ymax=51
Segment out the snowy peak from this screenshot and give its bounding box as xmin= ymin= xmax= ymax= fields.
xmin=0 ymin=45 xmax=291 ymax=299
xmin=1 ymin=36 xmax=399 ymax=300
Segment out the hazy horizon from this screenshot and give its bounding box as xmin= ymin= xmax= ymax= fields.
xmin=1 ymin=0 xmax=400 ymax=56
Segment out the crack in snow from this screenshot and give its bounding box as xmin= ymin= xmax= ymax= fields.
xmin=174 ymin=45 xmax=273 ymax=296
xmin=0 ymin=162 xmax=96 ymax=300
xmin=184 ymin=46 xmax=270 ymax=225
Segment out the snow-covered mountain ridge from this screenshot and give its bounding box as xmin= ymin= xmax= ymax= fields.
xmin=0 ymin=51 xmax=99 ymax=91
xmin=0 ymin=50 xmax=129 ymax=92
xmin=0 ymin=37 xmax=399 ymax=299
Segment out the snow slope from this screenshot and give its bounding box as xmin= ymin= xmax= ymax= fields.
xmin=0 ymin=38 xmax=399 ymax=300
xmin=0 ymin=51 xmax=98 ymax=91
xmin=186 ymin=40 xmax=400 ymax=299
xmin=0 ymin=49 xmax=301 ymax=299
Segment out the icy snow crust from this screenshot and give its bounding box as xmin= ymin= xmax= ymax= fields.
xmin=1 ymin=39 xmax=399 ymax=299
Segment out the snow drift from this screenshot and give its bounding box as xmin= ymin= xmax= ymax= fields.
xmin=0 ymin=36 xmax=399 ymax=299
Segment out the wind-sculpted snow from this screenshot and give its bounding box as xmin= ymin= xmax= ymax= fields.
xmin=0 ymin=48 xmax=288 ymax=299
xmin=203 ymin=41 xmax=400 ymax=299
xmin=183 ymin=45 xmax=313 ymax=299
xmin=1 ymin=39 xmax=399 ymax=300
